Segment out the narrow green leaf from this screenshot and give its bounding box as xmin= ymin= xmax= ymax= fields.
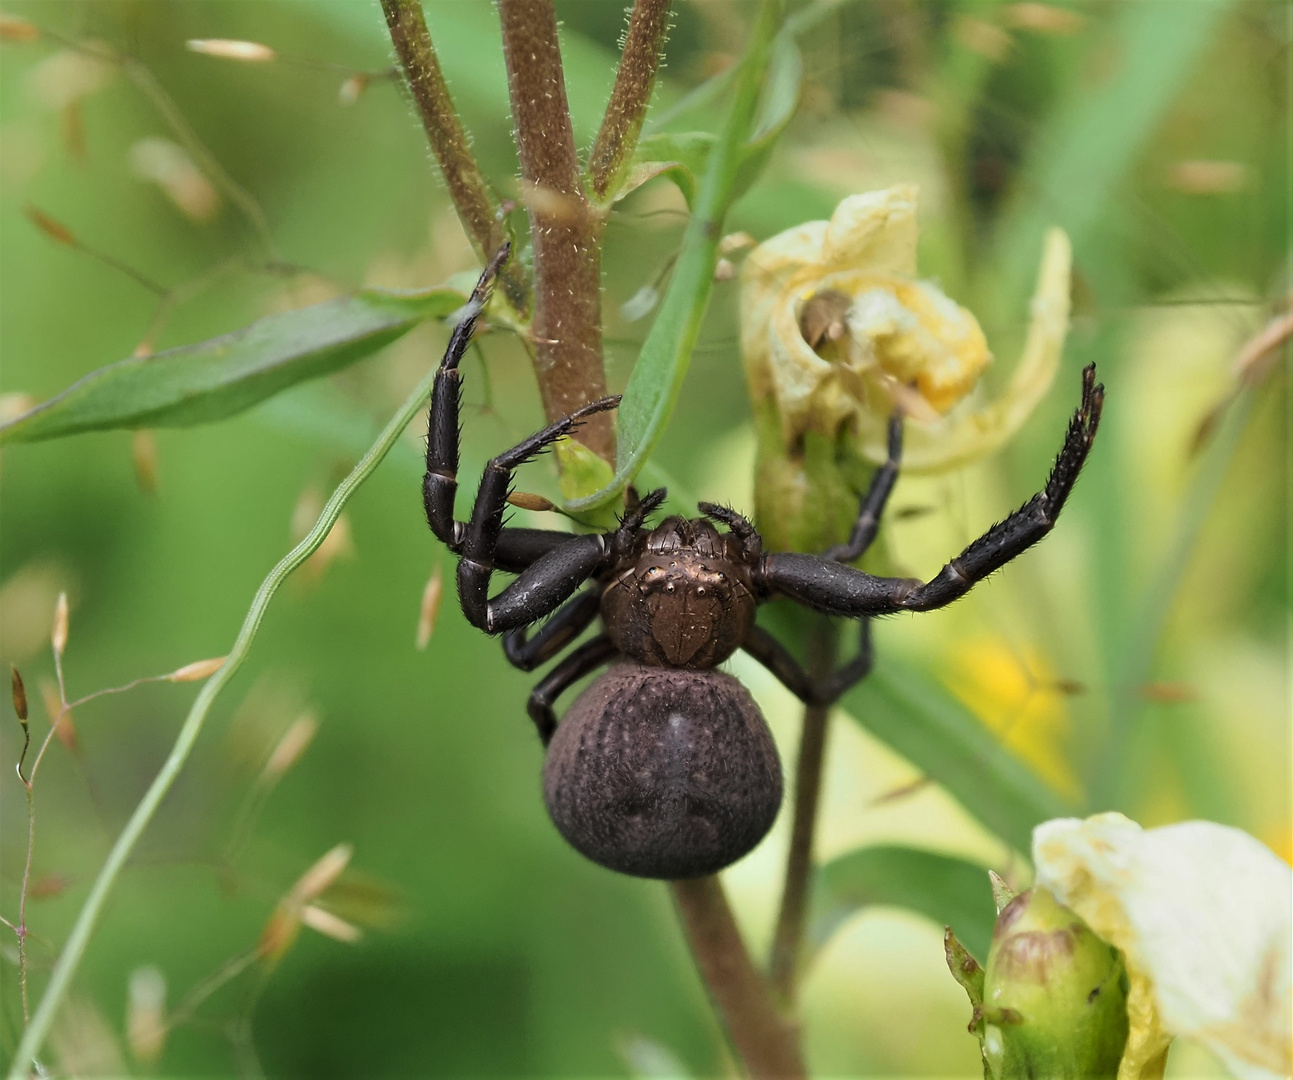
xmin=0 ymin=288 xmax=464 ymax=444
xmin=809 ymin=845 xmax=996 ymax=963
xmin=841 ymin=657 xmax=1072 ymax=854
xmin=565 ymin=0 xmax=789 ymax=513
xmin=748 ymin=29 xmax=801 ymax=146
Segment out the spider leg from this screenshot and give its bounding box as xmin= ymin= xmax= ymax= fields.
xmin=457 ymin=397 xmax=621 ymax=633
xmin=741 ymin=620 xmax=873 ymax=706
xmin=422 ymin=246 xmax=586 ymax=573
xmin=503 ymin=587 xmax=602 ymax=672
xmin=822 ymin=413 xmax=902 ymax=562
xmin=423 ymin=245 xmax=510 ymax=549
xmin=526 ymin=635 xmax=619 ymax=745
xmin=759 ymin=365 xmax=1104 ymax=617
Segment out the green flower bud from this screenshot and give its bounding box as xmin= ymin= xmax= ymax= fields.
xmin=980 ymin=887 xmax=1129 ymax=1080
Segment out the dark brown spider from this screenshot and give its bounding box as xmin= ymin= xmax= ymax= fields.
xmin=423 ymin=249 xmax=1104 ymax=880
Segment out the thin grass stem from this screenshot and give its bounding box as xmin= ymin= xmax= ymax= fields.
xmin=7 ymin=359 xmax=445 ymax=1079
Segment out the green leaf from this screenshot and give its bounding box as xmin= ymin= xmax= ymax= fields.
xmin=748 ymin=29 xmax=802 ymax=147
xmin=565 ymin=0 xmax=790 ymax=514
xmin=840 ymin=657 xmax=1072 ymax=855
xmin=809 ymin=845 xmax=996 ymax=964
xmin=0 ymin=288 xmax=464 ymax=444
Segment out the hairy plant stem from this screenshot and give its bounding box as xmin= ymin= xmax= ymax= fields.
xmin=672 ymin=877 xmax=806 ymax=1079
xmin=498 ymin=0 xmax=614 ymax=462
xmin=587 ymin=0 xmax=673 ymax=202
xmin=380 ymin=0 xmax=530 ymax=315
xmin=770 ymin=616 xmax=840 ymax=1002
xmin=6 ymin=365 xmax=446 ymax=1080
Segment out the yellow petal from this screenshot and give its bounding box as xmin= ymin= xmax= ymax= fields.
xmin=884 ymin=227 xmax=1071 ymax=472
xmin=820 ymin=184 xmax=920 ymax=277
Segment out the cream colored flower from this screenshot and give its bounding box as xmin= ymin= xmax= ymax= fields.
xmin=741 ymin=184 xmax=1071 ymax=472
xmin=1033 ymin=813 xmax=1293 ymax=1080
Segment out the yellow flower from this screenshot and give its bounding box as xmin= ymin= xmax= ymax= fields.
xmin=741 ymin=183 xmax=1071 ymax=473
xmin=1033 ymin=813 xmax=1293 ymax=1080
xmin=946 ymin=636 xmax=1080 ymax=799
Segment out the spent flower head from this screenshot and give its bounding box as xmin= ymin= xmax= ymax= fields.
xmin=741 ymin=183 xmax=1071 ymax=473
xmin=740 ymin=184 xmax=1072 ymax=553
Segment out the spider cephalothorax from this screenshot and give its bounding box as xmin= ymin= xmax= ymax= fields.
xmin=423 ymin=250 xmax=1104 ymax=880
xmin=601 ymin=513 xmax=759 ymax=670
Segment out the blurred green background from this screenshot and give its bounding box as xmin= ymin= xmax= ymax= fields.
xmin=0 ymin=1 xmax=1287 ymax=1076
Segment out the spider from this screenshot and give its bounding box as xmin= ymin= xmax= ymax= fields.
xmin=423 ymin=249 xmax=1104 ymax=880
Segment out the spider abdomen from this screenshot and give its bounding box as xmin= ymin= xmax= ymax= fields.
xmin=543 ymin=663 xmax=782 ymax=880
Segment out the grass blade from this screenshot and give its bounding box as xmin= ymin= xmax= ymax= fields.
xmin=993 ymin=0 xmax=1236 ymax=303
xmin=841 ymin=657 xmax=1071 ymax=855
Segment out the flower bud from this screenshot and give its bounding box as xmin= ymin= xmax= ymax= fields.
xmin=980 ymin=886 xmax=1129 ymax=1079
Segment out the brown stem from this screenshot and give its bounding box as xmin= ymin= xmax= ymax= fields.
xmin=671 ymin=877 xmax=806 ymax=1079
xmin=769 ymin=618 xmax=839 ymax=1002
xmin=498 ymin=0 xmax=613 ymax=462
xmin=380 ymin=0 xmax=529 ymax=314
xmin=587 ymin=0 xmax=673 ymax=202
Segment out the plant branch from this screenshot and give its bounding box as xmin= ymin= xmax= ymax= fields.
xmin=380 ymin=0 xmax=529 ymax=315
xmin=770 ymin=617 xmax=839 ymax=1002
xmin=587 ymin=0 xmax=673 ymax=203
xmin=6 ymin=354 xmax=449 ymax=1080
xmin=498 ymin=0 xmax=613 ymax=463
xmin=671 ymin=877 xmax=805 ymax=1079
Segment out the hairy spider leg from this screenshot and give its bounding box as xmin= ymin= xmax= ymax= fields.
xmin=759 ymin=364 xmax=1104 ymax=618
xmin=457 ymin=398 xmax=620 ymax=633
xmin=823 ymin=412 xmax=903 ymax=563
xmin=503 ymin=587 xmax=602 ymax=671
xmin=741 ymin=620 xmax=873 ymax=707
xmin=423 ymin=244 xmax=510 ymax=549
xmin=527 ymin=635 xmax=620 ymax=744
xmin=422 ymin=245 xmax=600 ymax=573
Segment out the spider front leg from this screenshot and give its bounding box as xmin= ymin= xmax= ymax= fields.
xmin=420 ymin=246 xmax=620 ymax=633
xmin=759 ymin=364 xmax=1105 ymax=617
xmin=423 ymin=245 xmax=511 ymax=550
xmin=454 ymin=398 xmax=620 ymax=633
xmin=423 ymin=245 xmax=601 ymax=574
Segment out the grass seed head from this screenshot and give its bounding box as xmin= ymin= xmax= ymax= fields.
xmin=186 ymin=39 xmax=276 ymax=62
xmin=52 ymin=591 xmax=69 ymax=657
xmin=11 ymin=666 xmax=28 ymax=722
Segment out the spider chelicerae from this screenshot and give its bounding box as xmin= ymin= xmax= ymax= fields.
xmin=423 ymin=249 xmax=1104 ymax=880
